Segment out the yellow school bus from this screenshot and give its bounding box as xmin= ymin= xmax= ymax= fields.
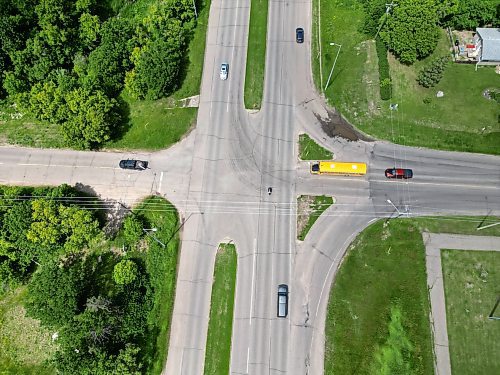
xmin=310 ymin=161 xmax=367 ymax=176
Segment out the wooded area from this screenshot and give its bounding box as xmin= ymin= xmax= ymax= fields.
xmin=0 ymin=0 xmax=196 ymax=149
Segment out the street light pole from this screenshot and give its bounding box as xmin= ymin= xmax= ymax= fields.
xmin=386 ymin=199 xmax=401 ymax=216
xmin=324 ymin=42 xmax=342 ymax=92
xmin=143 ymin=228 xmax=166 ymax=248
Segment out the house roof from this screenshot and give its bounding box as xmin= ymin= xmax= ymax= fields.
xmin=477 ymin=28 xmax=500 ymax=61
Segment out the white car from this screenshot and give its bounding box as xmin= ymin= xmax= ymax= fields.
xmin=220 ymin=63 xmax=229 ymax=80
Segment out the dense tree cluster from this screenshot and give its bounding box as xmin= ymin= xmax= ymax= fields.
xmin=0 ymin=0 xmax=197 ymax=148
xmin=0 ymin=184 xmax=98 ymax=290
xmin=0 ymin=184 xmax=173 ymax=373
xmin=359 ymin=0 xmax=500 ymax=64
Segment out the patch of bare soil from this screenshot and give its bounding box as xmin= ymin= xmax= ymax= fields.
xmin=313 ymin=107 xmax=372 ymax=142
xmin=297 ymin=195 xmax=314 ymax=236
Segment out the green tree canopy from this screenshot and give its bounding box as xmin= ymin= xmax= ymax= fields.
xmin=113 ymin=260 xmax=138 ymax=285
xmin=26 ymin=255 xmax=90 ymax=328
xmin=379 ymin=0 xmax=441 ymax=64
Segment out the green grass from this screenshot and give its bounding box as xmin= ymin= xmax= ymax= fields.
xmin=441 ymin=250 xmax=500 ymax=375
xmin=244 ymin=0 xmax=268 ymax=110
xmin=313 ymin=0 xmax=500 ymax=155
xmin=132 ymin=196 xmax=180 ymax=375
xmin=324 ymin=216 xmax=500 ymax=374
xmin=0 ymin=288 xmax=56 ymax=374
xmin=324 ymin=219 xmax=434 ymax=375
xmin=297 ymin=195 xmax=333 ymax=240
xmin=298 ymin=133 xmax=333 ymax=160
xmin=204 ymin=243 xmax=237 ymax=375
xmin=105 ymin=96 xmax=197 ymax=151
xmin=0 ymin=102 xmax=64 ymax=148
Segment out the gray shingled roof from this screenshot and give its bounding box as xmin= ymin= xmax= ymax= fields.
xmin=477 ymin=28 xmax=500 ymax=62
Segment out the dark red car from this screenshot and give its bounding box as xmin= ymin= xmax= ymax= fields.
xmin=385 ymin=168 xmax=413 ymax=179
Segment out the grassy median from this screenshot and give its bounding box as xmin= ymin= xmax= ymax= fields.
xmin=204 ymin=243 xmax=237 ymax=375
xmin=244 ymin=0 xmax=268 ymax=110
xmin=298 ymin=133 xmax=333 ymax=160
xmin=297 ymin=195 xmax=334 ymax=240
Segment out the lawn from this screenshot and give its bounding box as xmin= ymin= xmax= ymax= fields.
xmin=298 ymin=133 xmax=333 ymax=160
xmin=132 ymin=196 xmax=181 ymax=375
xmin=0 ymin=288 xmax=56 ymax=374
xmin=313 ymin=0 xmax=500 ymax=154
xmin=297 ymin=195 xmax=333 ymax=240
xmin=105 ymin=96 xmax=197 ymax=151
xmin=244 ymin=0 xmax=268 ymax=110
xmin=324 ymin=216 xmax=500 ymax=374
xmin=324 ymin=219 xmax=434 ymax=374
xmin=441 ymin=250 xmax=500 ymax=375
xmin=204 ymin=243 xmax=237 ymax=375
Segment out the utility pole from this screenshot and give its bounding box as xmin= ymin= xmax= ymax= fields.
xmin=374 ymin=2 xmax=397 ymax=40
xmin=324 ymin=42 xmax=342 ymax=92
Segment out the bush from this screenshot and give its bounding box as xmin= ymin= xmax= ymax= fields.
xmin=416 ymin=56 xmax=450 ymax=88
xmin=376 ymin=38 xmax=392 ymax=100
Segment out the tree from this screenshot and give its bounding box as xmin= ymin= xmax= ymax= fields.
xmin=122 ymin=215 xmax=143 ymax=245
xmin=26 ymin=255 xmax=90 ymax=328
xmin=113 ymin=260 xmax=138 ymax=285
xmin=60 ymin=205 xmax=101 ymax=253
xmin=62 ymin=87 xmax=121 ymax=148
xmin=445 ymin=0 xmax=498 ymax=30
xmin=84 ymin=18 xmax=134 ymax=97
xmin=379 ymin=0 xmax=440 ymax=64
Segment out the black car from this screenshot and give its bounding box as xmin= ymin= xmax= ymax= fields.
xmin=119 ymin=159 xmax=148 ymax=170
xmin=296 ymin=28 xmax=304 ymax=43
xmin=277 ymin=284 xmax=289 ymax=318
xmin=385 ymin=168 xmax=413 ymax=179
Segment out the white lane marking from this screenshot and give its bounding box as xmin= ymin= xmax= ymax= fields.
xmin=249 ymin=238 xmax=257 ymax=325
xmin=158 ymin=171 xmax=164 ymax=193
xmin=19 ymin=163 xmax=115 ymax=169
xmin=246 ymin=346 xmax=250 ymax=374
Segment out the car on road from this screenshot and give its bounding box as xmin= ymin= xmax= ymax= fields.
xmin=119 ymin=159 xmax=148 ymax=170
xmin=220 ymin=63 xmax=229 ymax=80
xmin=385 ymin=168 xmax=413 ymax=179
xmin=277 ymin=284 xmax=288 ymax=318
xmin=296 ymin=27 xmax=304 ymax=43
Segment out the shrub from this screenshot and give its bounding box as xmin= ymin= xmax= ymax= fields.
xmin=376 ymin=38 xmax=392 ymax=100
xmin=416 ymin=56 xmax=450 ymax=88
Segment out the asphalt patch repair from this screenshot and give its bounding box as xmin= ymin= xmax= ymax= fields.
xmin=314 ymin=108 xmax=372 ymax=142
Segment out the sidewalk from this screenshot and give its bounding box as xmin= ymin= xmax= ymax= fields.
xmin=422 ymin=233 xmax=500 ymax=375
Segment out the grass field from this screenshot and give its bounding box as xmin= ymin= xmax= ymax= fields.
xmin=0 ymin=288 xmax=56 ymax=374
xmin=105 ymin=97 xmax=197 ymax=151
xmin=297 ymin=195 xmax=333 ymax=240
xmin=324 ymin=216 xmax=500 ymax=374
xmin=298 ymin=134 xmax=333 ymax=160
xmin=313 ymin=0 xmax=500 ymax=154
xmin=133 ymin=197 xmax=181 ymax=375
xmin=244 ymin=0 xmax=268 ymax=110
xmin=441 ymin=250 xmax=500 ymax=375
xmin=324 ymin=219 xmax=434 ymax=374
xmin=204 ymin=243 xmax=237 ymax=375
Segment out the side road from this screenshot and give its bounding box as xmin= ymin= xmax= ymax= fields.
xmin=423 ymin=233 xmax=500 ymax=375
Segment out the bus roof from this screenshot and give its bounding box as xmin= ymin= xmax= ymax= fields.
xmin=319 ymin=161 xmax=367 ymax=174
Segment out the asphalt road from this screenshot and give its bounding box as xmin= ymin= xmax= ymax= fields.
xmin=0 ymin=0 xmax=499 ymax=374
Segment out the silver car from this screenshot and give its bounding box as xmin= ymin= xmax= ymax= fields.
xmin=277 ymin=284 xmax=288 ymax=318
xmin=220 ymin=63 xmax=229 ymax=80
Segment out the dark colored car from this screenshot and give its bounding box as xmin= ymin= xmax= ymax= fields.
xmin=296 ymin=28 xmax=304 ymax=43
xmin=385 ymin=168 xmax=413 ymax=179
xmin=119 ymin=159 xmax=148 ymax=170
xmin=277 ymin=284 xmax=289 ymax=318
